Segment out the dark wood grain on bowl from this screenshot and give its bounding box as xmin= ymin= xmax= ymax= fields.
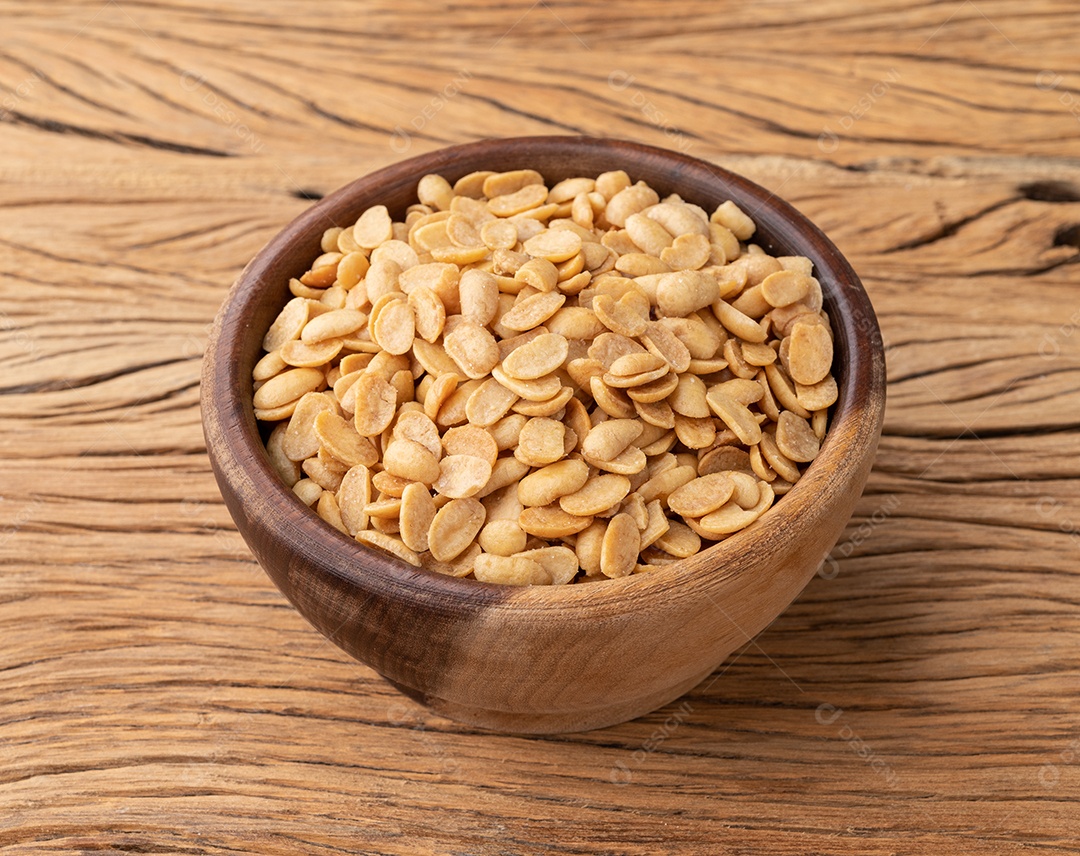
xmin=202 ymin=136 xmax=886 ymax=732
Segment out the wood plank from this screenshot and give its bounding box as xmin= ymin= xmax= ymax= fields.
xmin=2 ymin=0 xmax=1079 ymax=851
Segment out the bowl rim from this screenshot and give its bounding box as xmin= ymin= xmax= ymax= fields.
xmin=202 ymin=135 xmax=886 ymax=614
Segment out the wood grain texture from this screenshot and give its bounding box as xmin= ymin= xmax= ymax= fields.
xmin=2 ymin=0 xmax=1079 ymax=852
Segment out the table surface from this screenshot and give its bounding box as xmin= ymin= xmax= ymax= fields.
xmin=3 ymin=1 xmax=1079 ymax=853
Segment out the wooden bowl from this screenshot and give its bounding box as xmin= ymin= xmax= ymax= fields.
xmin=202 ymin=136 xmax=886 ymax=734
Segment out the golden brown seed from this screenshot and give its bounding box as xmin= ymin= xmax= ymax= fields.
xmin=292 ymin=478 xmax=323 ymax=508
xmin=625 ymin=212 xmax=675 ymax=256
xmin=637 ymin=464 xmax=697 ymax=504
xmin=353 ymin=374 xmax=398 ymax=436
xmin=433 ymin=454 xmax=493 ymax=499
xmin=764 ymin=362 xmax=811 ymax=418
xmin=372 ymin=471 xmax=415 ymax=498
xmin=515 ymin=546 xmax=579 ymax=585
xmin=480 ymin=219 xmax=518 ymax=251
xmin=364 ymin=497 xmax=402 ymax=519
xmin=559 ymin=474 xmax=632 ymax=517
xmin=731 ymin=284 xmax=772 ymax=320
xmin=478 ymin=456 xmax=531 ymax=499
xmin=787 ymin=319 xmax=834 ymax=385
xmin=253 ymin=349 xmax=288 ymax=382
xmin=282 ymin=392 xmax=339 ymax=461
xmin=479 ymin=519 xmax=528 ymax=557
xmin=795 ymin=375 xmax=838 ymax=411
xmin=371 ymin=299 xmax=415 ymax=355
xmin=626 ymin=371 xmax=680 ymax=404
xmin=408 ymin=287 xmax=446 ymax=343
xmin=740 ymin=341 xmax=777 ymax=366
xmin=761 ymin=269 xmax=812 ymax=307
xmin=589 ymin=331 xmax=645 ymax=369
xmin=609 ymin=352 xmax=667 ymax=378
xmin=590 ymin=377 xmax=637 ymax=419
xmin=776 ymin=411 xmax=821 ymax=463
xmin=489 ymin=183 xmax=549 ymax=217
xmin=712 ymin=299 xmax=767 ymax=343
xmin=465 ymin=377 xmax=519 ymax=426
xmin=253 ymin=367 xmax=324 ymax=411
xmin=491 ymin=365 xmax=562 ymax=402
xmin=673 ymin=414 xmax=716 ymax=449
xmin=705 ymin=390 xmax=762 ymax=446
xmin=667 ymin=374 xmax=709 ymax=418
xmin=501 ymin=333 xmax=569 ymax=380
xmin=698 ymin=445 xmax=753 ymax=476
xmin=760 ymin=432 xmax=802 ymax=483
xmin=656 ymin=270 xmax=720 ymax=318
xmin=417 ymin=174 xmax=454 ymax=211
xmin=423 ymin=371 xmax=461 ymax=421
xmin=518 ymin=459 xmax=590 ymax=507
xmin=516 ymin=417 xmax=569 ymax=467
xmin=589 ymin=444 xmax=647 ymax=476
xmin=337 ymin=465 xmax=371 ymax=535
xmin=654 ymin=519 xmax=701 ymax=558
xmin=515 ymin=258 xmax=559 ymax=292
xmin=582 ymin=418 xmax=643 ymax=462
xmin=317 ymin=491 xmax=349 ymax=534
xmin=523 ymin=229 xmax=582 ymax=263
xmin=484 ymin=169 xmax=544 ymax=198
xmin=498 ymin=290 xmax=566 ymax=331
xmin=545 ymin=307 xmax=606 ymax=340
xmin=383 ymin=438 xmax=441 ymax=484
xmin=605 ymin=182 xmax=660 ymax=227
xmin=280 ymin=338 xmax=343 ymax=369
xmin=666 ymin=473 xmax=736 ymax=518
xmin=512 ymin=386 xmax=574 ymax=416
xmin=659 ymin=233 xmax=711 ymax=271
xmin=601 ymin=514 xmax=640 ymax=578
xmin=267 ymin=423 xmax=302 ymax=486
xmin=640 ymin=500 xmax=670 ymax=549
xmin=519 ymin=506 xmax=593 ymax=539
xmin=356 ymin=529 xmax=421 ymax=566
xmin=453 ymin=170 xmax=495 ymax=198
xmin=458 ymin=269 xmax=501 ymax=325
xmin=711 ymin=200 xmax=756 ymax=241
xmin=421 ymin=542 xmax=482 ymax=578
xmin=647 ymin=202 xmax=708 ymax=236
xmin=641 ymin=322 xmax=692 ymax=373
xmin=443 ymin=319 xmax=499 ymax=379
xmin=442 ymin=424 xmax=499 ymax=467
xmin=593 ymin=292 xmax=648 ymax=337
xmin=633 ymin=396 xmax=674 ymax=428
xmin=314 ymin=410 xmax=379 ymax=468
xmin=427 ymin=498 xmax=486 ymax=562
xmin=473 ymin=553 xmax=550 ymax=586
xmin=353 ymin=205 xmax=394 ymax=249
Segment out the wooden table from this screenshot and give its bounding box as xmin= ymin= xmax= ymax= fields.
xmin=3 ymin=1 xmax=1078 ymax=852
